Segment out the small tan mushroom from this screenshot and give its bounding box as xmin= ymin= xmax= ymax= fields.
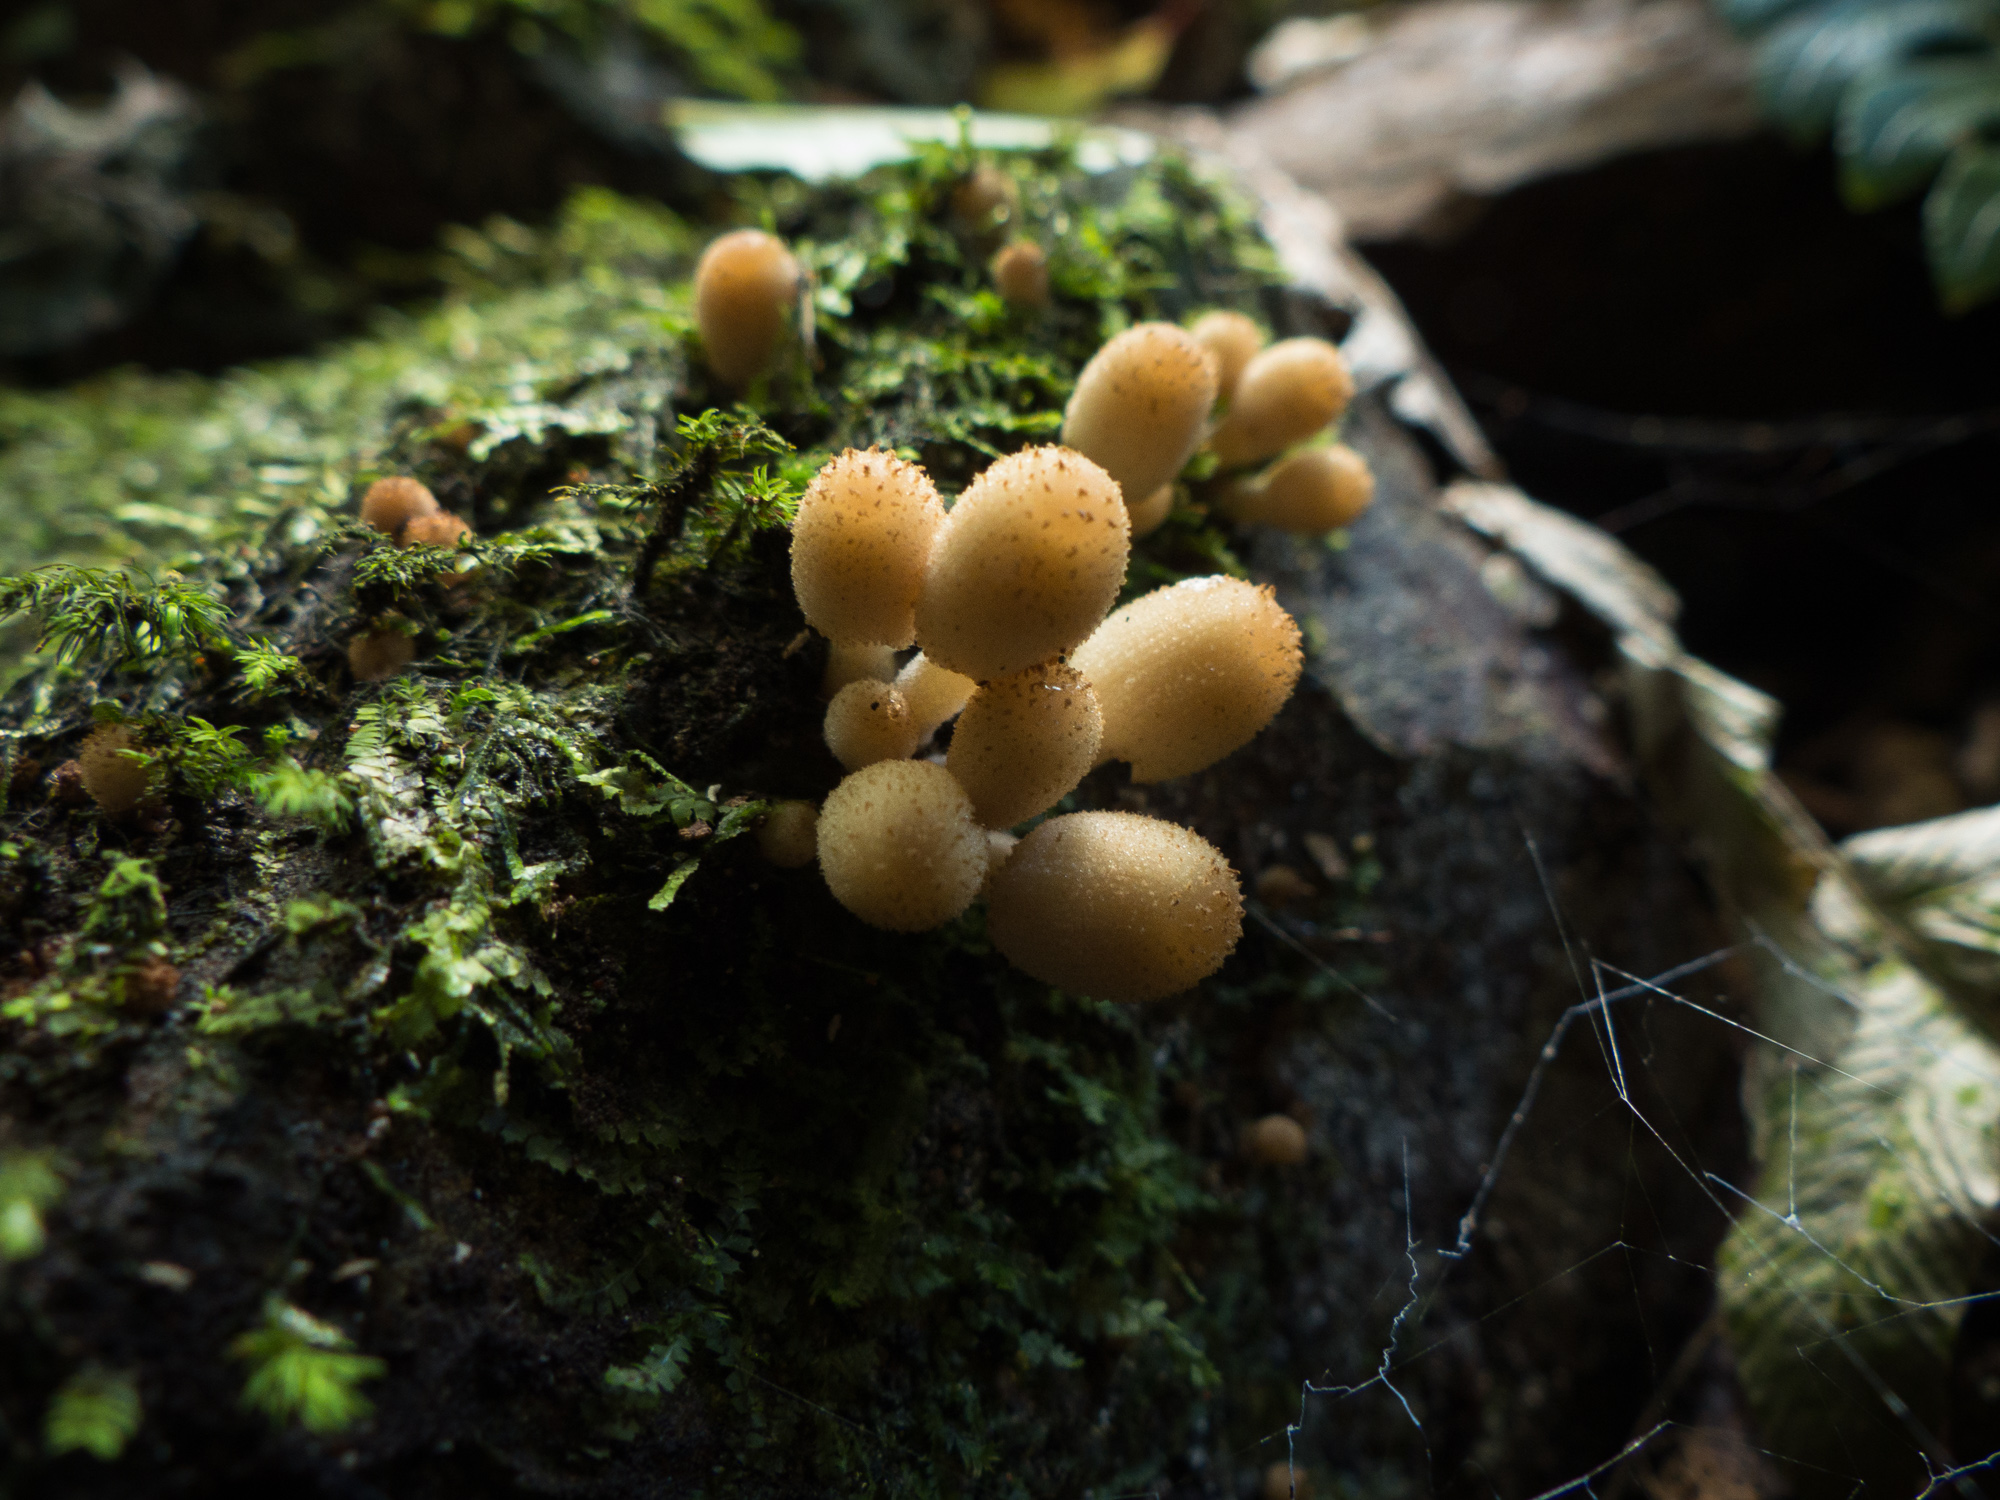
xmin=1188 ymin=311 xmax=1265 ymax=404
xmin=1126 ymin=483 xmax=1173 ymax=539
xmin=816 ymin=760 xmax=987 ymax=931
xmin=360 ymin=477 xmax=440 ymax=538
xmin=1244 ymin=1114 xmax=1309 ymax=1166
xmin=1209 ymin=337 xmax=1355 ymax=470
xmin=950 ymin=164 xmax=1019 ymax=239
xmin=348 ymin=625 xmax=417 ymax=683
xmin=693 ymin=228 xmax=801 ymax=390
xmin=914 ymin=446 xmax=1129 ymax=682
xmin=793 ymin=448 xmax=946 ymax=649
xmin=1070 ymin=576 xmax=1302 ymax=783
xmin=822 ymin=641 xmax=899 ymax=700
xmin=984 ymin=811 xmax=1243 ymax=1001
xmin=824 ymin=680 xmax=921 ymax=771
xmin=894 ymin=653 xmax=978 ymax=740
xmin=1253 ymin=864 xmax=1315 ymax=907
xmin=990 ymin=238 xmax=1050 ymax=308
xmin=757 ymin=800 xmax=819 ymax=868
xmin=1060 ymin=323 xmax=1218 ymax=521
xmin=946 ymin=660 xmax=1102 ymax=829
xmin=78 ymin=725 xmax=153 ymax=817
xmin=1220 ymin=445 xmax=1374 ymax=534
xmin=400 ymin=511 xmax=471 ymax=550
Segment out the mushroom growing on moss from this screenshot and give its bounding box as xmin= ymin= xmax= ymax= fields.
xmin=793 ymin=448 xmax=946 ymax=649
xmin=914 ymin=446 xmax=1129 ymax=681
xmin=1208 ymin=337 xmax=1355 ymax=470
xmin=816 ymin=760 xmax=987 ymax=931
xmin=77 ymin=724 xmax=153 ymax=817
xmin=1060 ymin=323 xmax=1218 ymax=520
xmin=894 ymin=653 xmax=977 ymax=741
xmin=757 ymin=800 xmax=819 ymax=868
xmin=946 ymin=660 xmax=1102 ymax=829
xmin=990 ymin=239 xmax=1049 ymax=309
xmin=823 ymin=680 xmax=921 ymax=771
xmin=694 ymin=229 xmax=802 ymax=390
xmin=400 ymin=510 xmax=472 ymax=551
xmin=359 ymin=476 xmax=440 ymax=538
xmin=1070 ymin=576 xmax=1302 ymax=783
xmin=1188 ymin=310 xmax=1264 ymax=404
xmin=984 ymin=811 xmax=1243 ymax=1001
xmin=1219 ymin=444 xmax=1375 ymax=534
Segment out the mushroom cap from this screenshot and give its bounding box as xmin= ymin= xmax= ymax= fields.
xmin=1188 ymin=310 xmax=1264 ymax=404
xmin=894 ymin=653 xmax=978 ymax=739
xmin=78 ymin=724 xmax=152 ymax=816
xmin=822 ymin=640 xmax=899 ymax=700
xmin=694 ymin=228 xmax=801 ymax=390
xmin=1209 ymin=337 xmax=1355 ymax=469
xmin=946 ymin=659 xmax=1102 ymax=828
xmin=1229 ymin=445 xmax=1374 ymax=534
xmin=1245 ymin=1114 xmax=1309 ymax=1165
xmin=950 ymin=164 xmax=1020 ymax=238
xmin=1069 ymin=575 xmax=1302 ymax=783
xmin=824 ymin=680 xmax=922 ymax=771
xmin=816 ymin=760 xmax=987 ymax=931
xmin=990 ymin=238 xmax=1050 ymax=308
xmin=985 ymin=811 xmax=1243 ymax=1001
xmin=793 ymin=448 xmax=946 ymax=649
xmin=757 ymin=800 xmax=820 ymax=868
xmin=1060 ymin=323 xmax=1218 ymax=515
xmin=1126 ymin=483 xmax=1173 ymax=539
xmin=360 ymin=476 xmax=440 ymax=538
xmin=400 ymin=510 xmax=471 ymax=550
xmin=914 ymin=446 xmax=1129 ymax=682
xmin=348 ymin=625 xmax=417 ymax=683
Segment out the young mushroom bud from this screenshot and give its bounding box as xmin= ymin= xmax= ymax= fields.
xmin=694 ymin=229 xmax=802 ymax=390
xmin=822 ymin=641 xmax=899 ymax=700
xmin=816 ymin=760 xmax=987 ymax=931
xmin=1188 ymin=311 xmax=1265 ymax=404
xmin=1218 ymin=444 xmax=1375 ymax=534
xmin=951 ymin=164 xmax=1020 ymax=240
xmin=824 ymin=680 xmax=921 ymax=771
xmin=1060 ymin=323 xmax=1218 ymax=518
xmin=793 ymin=448 xmax=946 ymax=649
xmin=894 ymin=653 xmax=977 ymax=740
xmin=348 ymin=623 xmax=417 ymax=683
xmin=1208 ymin=337 xmax=1355 ymax=470
xmin=985 ymin=811 xmax=1243 ymax=1002
xmin=1070 ymin=576 xmax=1302 ymax=783
xmin=360 ymin=476 xmax=440 ymax=538
xmin=1126 ymin=484 xmax=1173 ymax=539
xmin=757 ymin=800 xmax=819 ymax=868
xmin=1244 ymin=1114 xmax=1309 ymax=1166
xmin=914 ymin=446 xmax=1129 ymax=682
xmin=990 ymin=239 xmax=1050 ymax=308
xmin=78 ymin=725 xmax=153 ymax=817
xmin=400 ymin=510 xmax=472 ymax=550
xmin=946 ymin=660 xmax=1102 ymax=829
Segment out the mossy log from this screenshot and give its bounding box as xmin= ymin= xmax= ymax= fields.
xmin=0 ymin=143 xmax=1742 ymax=1498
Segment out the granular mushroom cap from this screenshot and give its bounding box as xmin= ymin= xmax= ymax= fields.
xmin=824 ymin=680 xmax=921 ymax=771
xmin=78 ymin=724 xmax=153 ymax=816
xmin=946 ymin=659 xmax=1102 ymax=828
xmin=757 ymin=800 xmax=820 ymax=868
xmin=894 ymin=653 xmax=977 ymax=739
xmin=694 ymin=228 xmax=801 ymax=390
xmin=816 ymin=760 xmax=987 ymax=931
xmin=360 ymin=476 xmax=440 ymax=537
xmin=984 ymin=811 xmax=1243 ymax=1002
xmin=822 ymin=640 xmax=899 ymax=699
xmin=793 ymin=448 xmax=946 ymax=649
xmin=1209 ymin=337 xmax=1355 ymax=469
xmin=1060 ymin=322 xmax=1218 ymax=518
xmin=1221 ymin=444 xmax=1374 ymax=534
xmin=914 ymin=445 xmax=1129 ymax=681
xmin=1188 ymin=310 xmax=1264 ymax=403
xmin=1070 ymin=575 xmax=1302 ymax=782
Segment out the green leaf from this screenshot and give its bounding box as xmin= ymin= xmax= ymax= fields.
xmin=1925 ymin=136 xmax=2000 ymax=308
xmin=1838 ymin=57 xmax=2000 ymax=207
xmin=649 ymin=855 xmax=701 ymax=910
xmin=231 ymin=1300 xmax=385 ymax=1435
xmin=44 ymin=1367 xmax=142 ymax=1460
xmin=1758 ymin=0 xmax=2000 ymax=137
xmin=0 ymin=1150 xmax=63 ymax=1261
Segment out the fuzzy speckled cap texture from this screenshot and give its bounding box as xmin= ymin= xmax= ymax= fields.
xmin=1070 ymin=576 xmax=1302 ymax=783
xmin=894 ymin=653 xmax=977 ymax=739
xmin=816 ymin=760 xmax=987 ymax=931
xmin=823 ymin=680 xmax=920 ymax=771
xmin=1223 ymin=444 xmax=1374 ymax=534
xmin=693 ymin=229 xmax=801 ymax=390
xmin=1209 ymin=337 xmax=1354 ymax=470
xmin=1060 ymin=323 xmax=1218 ymax=519
xmin=985 ymin=811 xmax=1243 ymax=1001
xmin=793 ymin=448 xmax=945 ymax=649
xmin=946 ymin=659 xmax=1101 ymax=829
xmin=914 ymin=445 xmax=1128 ymax=682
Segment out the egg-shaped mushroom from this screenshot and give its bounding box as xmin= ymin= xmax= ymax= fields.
xmin=77 ymin=724 xmax=153 ymax=817
xmin=824 ymin=680 xmax=921 ymax=771
xmin=1188 ymin=310 xmax=1264 ymax=404
xmin=816 ymin=760 xmax=988 ymax=931
xmin=360 ymin=476 xmax=440 ymax=538
xmin=694 ymin=228 xmax=802 ymax=390
xmin=1208 ymin=337 xmax=1354 ymax=469
xmin=793 ymin=448 xmax=946 ymax=649
xmin=946 ymin=659 xmax=1102 ymax=828
xmin=1060 ymin=323 xmax=1218 ymax=520
xmin=1219 ymin=444 xmax=1374 ymax=534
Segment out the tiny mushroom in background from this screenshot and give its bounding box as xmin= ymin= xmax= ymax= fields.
xmin=946 ymin=659 xmax=1102 ymax=829
xmin=400 ymin=510 xmax=472 ymax=551
xmin=1188 ymin=310 xmax=1265 ymax=404
xmin=756 ymin=800 xmax=819 ymax=868
xmin=694 ymin=228 xmax=802 ymax=390
xmin=821 ymin=640 xmax=899 ymax=700
xmin=990 ymin=239 xmax=1050 ymax=309
xmin=1070 ymin=575 xmax=1303 ymax=783
xmin=985 ymin=811 xmax=1244 ymax=1002
xmin=950 ymin=164 xmax=1020 ymax=240
xmin=1208 ymin=337 xmax=1355 ymax=470
xmin=1219 ymin=444 xmax=1375 ymax=534
xmin=823 ymin=680 xmax=921 ymax=771
xmin=1125 ymin=484 xmax=1174 ymax=539
xmin=1060 ymin=323 xmax=1218 ymax=524
xmin=348 ymin=623 xmax=417 ymax=683
xmin=793 ymin=448 xmax=945 ymax=650
xmin=816 ymin=760 xmax=988 ymax=931
xmin=359 ymin=476 xmax=440 ymax=538
xmin=78 ymin=724 xmax=152 ymax=816
xmin=915 ymin=445 xmax=1129 ymax=681
xmin=1244 ymin=1114 xmax=1309 ymax=1166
